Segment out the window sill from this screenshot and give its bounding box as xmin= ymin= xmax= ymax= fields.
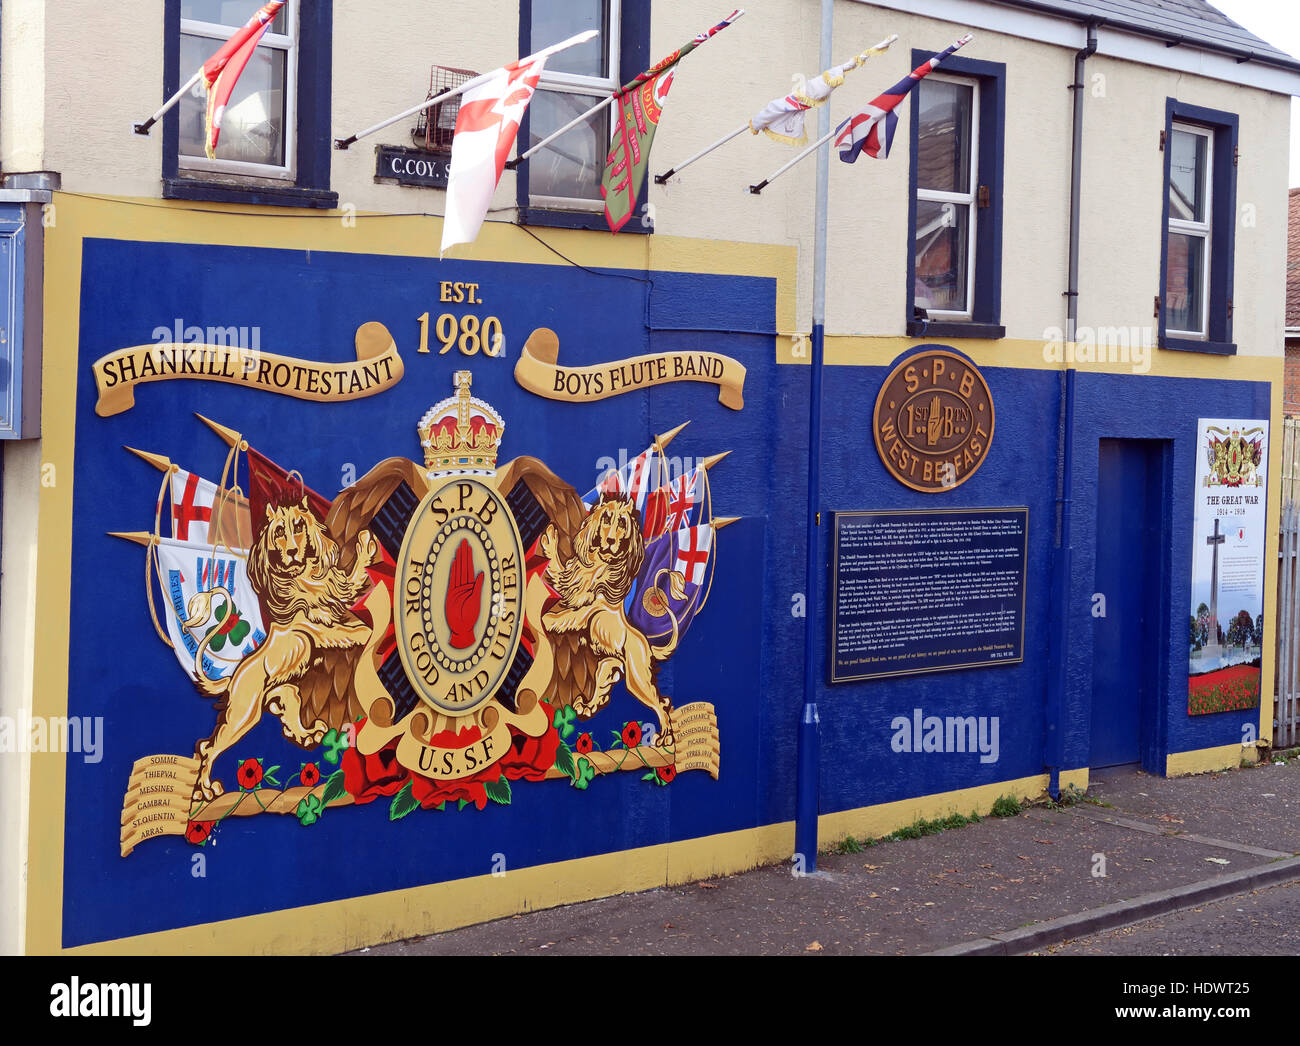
xmin=519 ymin=207 xmax=651 ymax=235
xmin=163 ymin=178 xmax=338 ymax=210
xmin=906 ymin=320 xmax=1005 ymax=340
xmin=1160 ymin=335 xmax=1237 ymax=356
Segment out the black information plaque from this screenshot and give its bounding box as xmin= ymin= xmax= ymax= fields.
xmin=829 ymin=507 xmax=1028 ymax=683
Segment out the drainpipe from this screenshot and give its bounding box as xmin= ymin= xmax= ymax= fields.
xmin=794 ymin=0 xmax=833 ymax=873
xmin=1046 ymin=21 xmax=1097 ymax=800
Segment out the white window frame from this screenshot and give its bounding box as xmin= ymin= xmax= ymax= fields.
xmin=178 ymin=2 xmax=298 ymax=182
xmin=914 ymin=72 xmax=980 ymax=321
xmin=1166 ymin=122 xmax=1214 ymax=340
xmin=529 ymin=1 xmax=621 ymax=212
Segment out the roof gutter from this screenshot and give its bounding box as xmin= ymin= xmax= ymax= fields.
xmin=990 ymin=0 xmax=1300 ymax=76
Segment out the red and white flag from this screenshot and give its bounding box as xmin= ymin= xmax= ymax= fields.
xmin=674 ymin=524 xmax=714 ymax=587
xmin=203 ymin=0 xmax=285 ymax=159
xmin=440 ymin=53 xmax=549 ymax=256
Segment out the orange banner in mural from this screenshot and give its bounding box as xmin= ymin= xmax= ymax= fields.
xmin=91 ymin=321 xmax=405 ymax=417
xmin=514 ymin=327 xmax=746 ymax=410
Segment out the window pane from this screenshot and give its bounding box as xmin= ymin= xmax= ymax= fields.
xmin=1169 ymin=129 xmax=1207 ymax=223
xmin=530 ymin=0 xmax=609 ymax=78
xmin=1166 ymin=231 xmax=1206 ymax=333
xmin=179 ymin=34 xmax=286 ymax=167
xmin=182 ymin=0 xmax=288 ymax=34
xmin=527 ymin=91 xmax=608 ymax=202
xmin=915 ymin=200 xmax=970 ymax=313
xmin=916 ymin=79 xmax=973 ymax=194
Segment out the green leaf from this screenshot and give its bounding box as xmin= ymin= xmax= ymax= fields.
xmin=389 ymin=782 xmax=418 ymax=821
xmin=264 ymin=774 xmax=280 ymax=787
xmin=209 ymin=632 xmax=226 ymax=652
xmin=435 ymin=802 xmax=446 ymax=812
xmin=642 ymin=772 xmax=657 ymax=782
xmin=458 ymin=799 xmax=469 ymax=811
xmin=215 ymin=602 xmax=227 ymax=622
xmin=231 ymin=620 xmax=250 ymax=644
xmin=553 ymin=740 xmax=575 ymax=779
xmin=320 ymin=769 xmax=348 ymax=806
xmin=264 ymin=765 xmax=280 ymax=777
xmin=484 ymin=777 xmax=512 ymax=806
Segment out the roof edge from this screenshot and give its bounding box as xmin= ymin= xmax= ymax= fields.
xmin=989 ymin=0 xmax=1300 ymax=75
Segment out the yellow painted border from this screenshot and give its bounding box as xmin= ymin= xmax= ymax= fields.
xmin=28 ymin=192 xmax=807 ymax=955
xmin=23 ymin=191 xmax=1283 ymax=954
xmin=819 ymin=768 xmax=1089 ymax=845
xmin=1166 ymin=743 xmax=1258 ymax=777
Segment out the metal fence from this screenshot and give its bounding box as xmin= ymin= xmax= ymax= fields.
xmin=1275 ymin=418 xmax=1300 ymax=748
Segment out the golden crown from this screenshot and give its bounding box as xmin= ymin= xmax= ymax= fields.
xmin=418 ymin=371 xmax=505 ymax=477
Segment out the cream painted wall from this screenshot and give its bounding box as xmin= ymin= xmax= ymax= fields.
xmin=0 ymin=0 xmax=1290 ymax=353
xmin=0 ymin=0 xmax=47 ymax=174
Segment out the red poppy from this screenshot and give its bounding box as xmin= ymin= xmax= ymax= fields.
xmin=185 ymin=820 xmax=214 ymax=845
xmin=236 ymin=758 xmax=263 ymax=790
xmin=575 ymin=732 xmax=594 ymax=755
xmin=657 ymin=763 xmax=676 ymax=784
xmin=622 ymin=721 xmax=643 ymax=748
xmin=341 ymin=737 xmax=411 ymax=804
xmin=300 ymin=762 xmax=321 ymax=788
xmin=497 ymin=715 xmax=559 ymax=782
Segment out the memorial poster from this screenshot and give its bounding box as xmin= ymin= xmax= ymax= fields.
xmin=829 ymin=507 xmax=1028 ymax=683
xmin=1188 ymin=419 xmax=1268 ymax=715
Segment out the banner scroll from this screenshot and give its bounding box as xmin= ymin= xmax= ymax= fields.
xmin=514 ymin=328 xmax=746 ymax=410
xmin=93 ymin=321 xmax=405 ymax=417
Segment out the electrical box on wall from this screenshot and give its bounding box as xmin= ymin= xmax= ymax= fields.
xmin=0 ymin=198 xmax=43 ymax=439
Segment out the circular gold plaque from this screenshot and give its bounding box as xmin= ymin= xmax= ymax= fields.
xmin=395 ymin=478 xmax=526 ymax=715
xmin=872 ymin=350 xmax=995 ymax=493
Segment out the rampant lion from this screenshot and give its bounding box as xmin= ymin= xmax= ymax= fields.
xmin=540 ymin=491 xmax=682 ymax=746
xmin=187 ymin=497 xmax=380 ymax=800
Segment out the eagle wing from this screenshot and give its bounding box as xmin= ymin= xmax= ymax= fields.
xmin=279 ymin=458 xmax=430 ymax=737
xmin=327 ymin=456 xmax=430 ymax=572
xmin=494 ymin=456 xmax=599 ymax=713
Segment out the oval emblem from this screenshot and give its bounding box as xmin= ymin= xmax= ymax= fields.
xmin=872 ymin=349 xmax=994 ymax=493
xmin=394 ymin=478 xmax=526 ymax=715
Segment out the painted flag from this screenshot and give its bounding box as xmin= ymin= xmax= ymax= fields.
xmin=833 ymin=33 xmax=973 ymax=163
xmin=154 ymin=535 xmax=266 ymax=683
xmin=441 ymin=49 xmax=551 ymax=256
xmin=245 ymin=445 xmax=332 ymax=537
xmin=750 ymin=40 xmax=895 ymax=146
xmin=643 ymin=466 xmax=709 ymax=540
xmin=582 ymin=443 xmax=660 ymax=514
xmin=602 ymin=10 xmax=744 ymax=233
xmin=202 ymin=1 xmax=285 ymax=159
xmin=169 ymin=468 xmax=252 ymax=548
xmin=625 ymin=523 xmax=716 ymax=647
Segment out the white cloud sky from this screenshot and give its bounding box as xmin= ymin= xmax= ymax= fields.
xmin=1206 ymin=0 xmax=1300 ymax=186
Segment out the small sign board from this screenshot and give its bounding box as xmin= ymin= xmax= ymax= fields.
xmin=829 ymin=507 xmax=1028 ymax=683
xmin=375 ymin=146 xmax=451 ymax=189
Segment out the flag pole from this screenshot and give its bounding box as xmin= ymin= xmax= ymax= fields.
xmin=334 ymin=29 xmax=598 ymax=150
xmin=134 ymin=68 xmax=205 ymax=136
xmin=654 ymin=123 xmax=749 ymax=185
xmin=658 ymin=34 xmax=897 ymax=185
xmin=510 ymin=9 xmax=746 ymax=172
xmin=749 ymin=122 xmax=836 ymax=194
xmin=794 ymin=0 xmax=834 ymax=878
xmin=505 ymin=95 xmax=618 ymax=170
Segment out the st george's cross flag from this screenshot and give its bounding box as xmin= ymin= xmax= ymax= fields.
xmin=441 ymin=50 xmax=552 ymax=256
xmin=203 ymin=1 xmax=285 ymax=159
xmin=749 ymin=39 xmax=896 ymax=146
xmin=834 ymin=33 xmax=973 ymax=163
xmin=601 ymin=10 xmax=744 ymax=233
xmin=169 ymin=468 xmax=252 ymax=548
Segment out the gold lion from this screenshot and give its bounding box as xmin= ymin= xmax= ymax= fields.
xmin=540 ymin=491 xmax=682 ymax=746
xmin=186 ymin=497 xmax=379 ymax=800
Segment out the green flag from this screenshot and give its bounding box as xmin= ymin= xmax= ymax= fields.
xmin=601 ymin=10 xmax=744 ymax=233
